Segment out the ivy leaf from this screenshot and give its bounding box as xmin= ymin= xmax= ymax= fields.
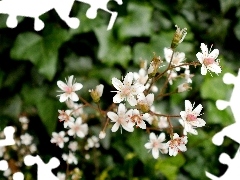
xmin=10 ymin=27 xmax=70 ymax=80
xmin=94 ymin=26 xmax=131 ymax=68
xmin=116 ymin=2 xmax=153 ymax=40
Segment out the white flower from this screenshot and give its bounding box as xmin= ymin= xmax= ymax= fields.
xmin=167 ymin=133 xmax=188 ymax=156
xmin=144 ymin=132 xmax=168 ymax=159
xmin=167 ymin=70 xmax=177 ymax=85
xmin=184 ymin=68 xmax=193 ymax=83
xmin=62 ymin=152 xmax=78 ymax=165
xmin=57 ymin=75 xmax=83 ymax=102
xmin=66 ymin=100 xmax=84 ymax=117
xmin=177 ymin=83 xmax=191 ymax=93
xmin=19 ymin=116 xmax=29 ymax=123
xmin=57 ymin=172 xmax=66 ymax=180
xmin=85 ymin=136 xmax=100 ymax=150
xmin=68 ymin=117 xmax=88 ymax=138
xmin=158 ymin=116 xmax=169 ymax=129
xmin=196 ymin=43 xmax=221 ymax=75
xmin=128 ymin=109 xmax=150 ymax=129
xmin=112 ymin=72 xmax=145 ymax=106
xmin=134 ymin=68 xmax=148 ymax=85
xmin=107 ymin=103 xmax=134 ymax=133
xmin=179 ymin=100 xmax=206 ymax=135
xmin=68 ymin=141 xmax=78 ymax=152
xmin=20 ymin=133 xmax=33 ymax=145
xmin=50 ymin=131 xmax=69 ymax=148
xmin=58 ymin=110 xmax=75 ymax=128
xmin=137 ymin=93 xmax=154 ymax=113
xmin=99 ymin=131 xmax=106 ymax=139
xmin=164 ymin=48 xmax=185 ymax=71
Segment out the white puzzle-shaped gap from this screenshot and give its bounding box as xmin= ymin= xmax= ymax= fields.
xmin=0 ymin=0 xmax=123 ymax=31
xmin=206 ymin=68 xmax=240 ymax=179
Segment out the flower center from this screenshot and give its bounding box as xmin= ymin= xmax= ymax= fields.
xmin=186 ymin=114 xmax=197 ymax=121
xmin=64 ymin=86 xmax=72 ymax=94
xmin=122 ymin=86 xmax=131 ymax=96
xmin=203 ymin=57 xmax=214 ymax=66
xmin=131 ymin=115 xmax=142 ymax=124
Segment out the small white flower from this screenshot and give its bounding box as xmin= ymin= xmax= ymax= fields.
xmin=179 ymin=100 xmax=206 ymax=135
xmin=167 ymin=133 xmax=188 ymax=156
xmin=137 ymin=93 xmax=154 ymax=112
xmin=50 ymin=131 xmax=69 ymax=148
xmin=68 ymin=117 xmax=88 ymax=138
xmin=19 ymin=116 xmax=29 ymax=124
xmin=66 ymin=100 xmax=84 ymax=117
xmin=68 ymin=141 xmax=78 ymax=152
xmin=177 ymin=83 xmax=191 ymax=93
xmin=167 ymin=70 xmax=177 ymax=85
xmin=134 ymin=68 xmax=148 ymax=85
xmin=20 ymin=133 xmax=33 ymax=145
xmin=85 ymin=136 xmax=100 ymax=150
xmin=196 ymin=43 xmax=221 ymax=75
xmin=62 ymin=152 xmax=78 ymax=165
xmin=184 ymin=68 xmax=193 ymax=83
xmin=57 ymin=75 xmax=83 ymax=102
xmin=158 ymin=116 xmax=169 ymax=129
xmin=57 ymin=172 xmax=66 ymax=180
xmin=145 ymin=132 xmax=168 ymax=159
xmin=58 ymin=110 xmax=75 ymax=128
xmin=164 ymin=48 xmax=185 ymax=71
xmin=112 ymin=72 xmax=145 ymax=106
xmin=128 ymin=109 xmax=150 ymax=129
xmin=99 ymin=131 xmax=106 ymax=139
xmin=107 ymin=103 xmax=134 ymax=133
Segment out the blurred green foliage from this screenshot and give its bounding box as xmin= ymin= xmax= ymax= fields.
xmin=0 ymin=0 xmax=240 ymax=179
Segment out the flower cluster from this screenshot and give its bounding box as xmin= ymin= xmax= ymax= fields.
xmin=53 ymin=25 xmax=222 ymax=177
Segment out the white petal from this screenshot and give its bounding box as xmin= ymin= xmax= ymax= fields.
xmin=69 ymin=92 xmax=79 ymax=102
xmin=59 ymin=94 xmax=68 ymax=102
xmin=111 ymin=122 xmax=120 ymax=132
xmin=158 ymin=133 xmax=166 ymax=142
xmin=137 ymin=93 xmax=145 ymax=101
xmin=149 ymin=132 xmax=157 ymax=141
xmin=208 ymin=64 xmax=222 ymax=74
xmin=113 ymin=93 xmax=124 ymax=103
xmin=72 ymin=83 xmax=83 ymax=91
xmin=173 ymin=133 xmax=179 ymax=139
xmin=138 ymin=121 xmax=146 ymax=129
xmin=144 ymin=142 xmax=153 ymax=149
xmin=67 ymin=75 xmax=74 ymax=86
xmin=127 ymin=95 xmax=137 ymax=106
xmin=208 ymin=49 xmax=219 ymax=59
xmin=200 ymin=43 xmax=208 ymax=56
xmin=146 ymin=94 xmax=154 ymax=105
xmin=96 ymin=84 xmax=104 ymax=96
xmin=107 ymin=112 xmax=118 ymax=122
xmin=152 ymin=148 xmax=159 ymax=159
xmin=178 ymin=144 xmax=187 ymax=152
xmin=57 ymin=81 xmax=68 ymax=91
xmin=164 ymin=48 xmax=173 ymax=62
xmin=201 ymin=65 xmax=207 ymax=75
xmin=122 ymin=123 xmax=134 ymax=132
xmin=196 ymin=52 xmax=204 ymax=63
xmin=112 ymin=78 xmax=123 ymax=91
xmin=124 ymin=72 xmax=133 ymax=86
xmin=118 ymin=103 xmax=126 ymax=115
xmin=193 ymin=104 xmax=203 ymax=115
xmin=180 ymin=111 xmax=187 ymax=120
xmin=185 ymin=100 xmax=192 ymax=111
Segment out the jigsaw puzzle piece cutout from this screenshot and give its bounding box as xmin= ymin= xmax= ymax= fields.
xmin=24 ymin=155 xmax=60 ymax=180
xmin=206 ymin=147 xmax=240 ymax=179
xmin=77 ymin=0 xmax=122 ymax=30
xmin=0 ymin=0 xmax=79 ymax=31
xmin=0 ymin=126 xmax=15 ymax=147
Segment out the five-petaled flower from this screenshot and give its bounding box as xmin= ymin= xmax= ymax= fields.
xmin=50 ymin=131 xmax=69 ymax=148
xmin=107 ymin=103 xmax=134 ymax=133
xmin=112 ymin=72 xmax=145 ymax=106
xmin=167 ymin=133 xmax=188 ymax=156
xmin=145 ymin=132 xmax=168 ymax=159
xmin=196 ymin=43 xmax=221 ymax=75
xmin=179 ymin=100 xmax=206 ymax=135
xmin=57 ymin=75 xmax=83 ymax=102
xmin=68 ymin=117 xmax=88 ymax=138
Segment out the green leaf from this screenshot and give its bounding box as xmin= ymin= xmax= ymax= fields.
xmin=116 ymin=2 xmax=153 ymax=39
xmin=10 ymin=27 xmax=70 ymax=80
xmin=155 ymin=154 xmax=185 ymax=180
xmin=37 ymin=98 xmax=59 ymax=135
xmin=94 ymin=26 xmax=131 ymax=68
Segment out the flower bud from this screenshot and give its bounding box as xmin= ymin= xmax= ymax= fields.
xmin=148 ymin=55 xmax=162 ymax=78
xmin=89 ymin=84 xmax=104 ymax=103
xmin=171 ymin=25 xmax=187 ymax=49
xmin=99 ymin=131 xmax=106 ymax=139
xmin=177 ymin=83 xmax=192 ymax=93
